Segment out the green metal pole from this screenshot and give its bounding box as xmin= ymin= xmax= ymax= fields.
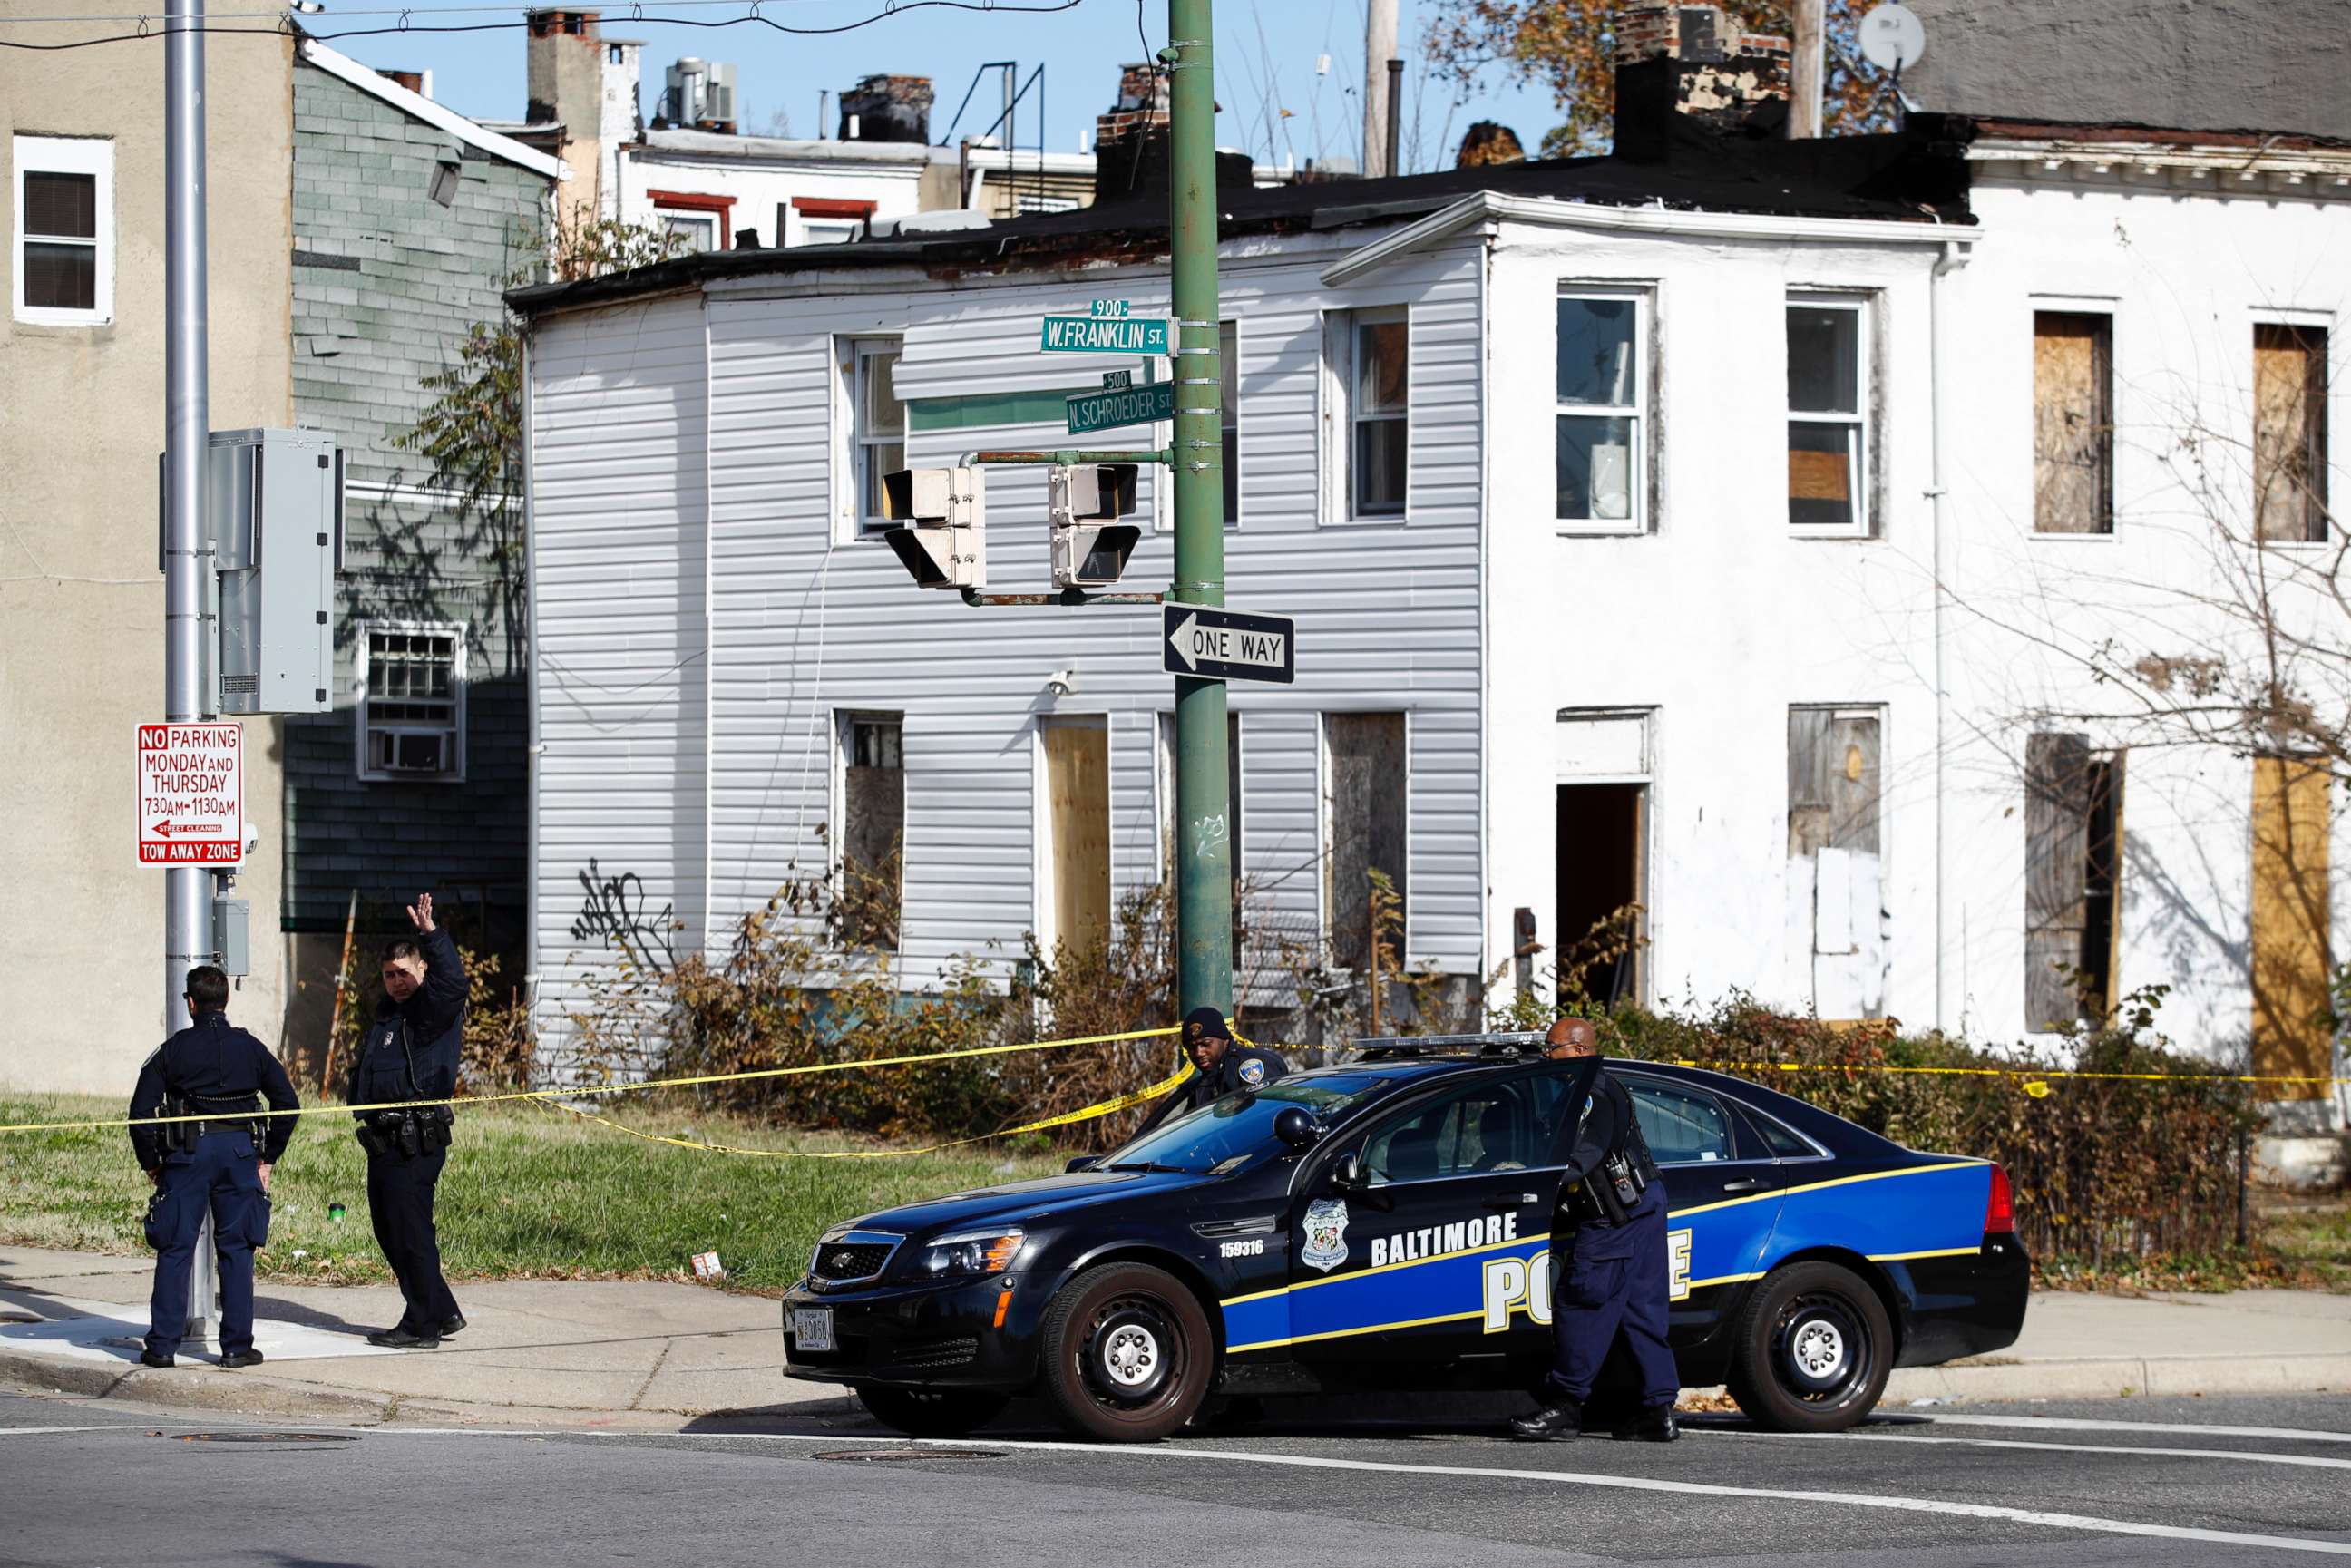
xmin=1166 ymin=0 xmax=1232 ymax=1025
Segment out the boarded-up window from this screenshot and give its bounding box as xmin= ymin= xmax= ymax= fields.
xmin=840 ymin=715 xmax=903 ymax=949
xmin=2254 ymin=324 xmax=2329 ymax=543
xmin=1041 ymin=719 xmax=1111 ymax=954
xmin=1787 ymin=299 xmax=1868 ymax=531
xmin=1327 ymin=713 xmax=1408 ymax=973
xmin=1789 ymin=706 xmax=1887 ymax=1020
xmin=1787 ymin=707 xmax=1882 ymax=859
xmin=2251 ymin=755 xmax=2331 ymax=1101
xmin=2023 ymin=733 xmax=2122 ymax=1029
xmin=2034 ymin=312 xmax=2113 ymax=534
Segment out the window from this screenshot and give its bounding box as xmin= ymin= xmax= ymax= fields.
xmin=356 ymin=626 xmax=465 ymax=782
xmin=2034 ymin=311 xmax=2114 ymax=534
xmin=649 ymin=188 xmax=733 ymax=251
xmin=1556 ymin=290 xmax=1644 ymax=530
xmin=800 ymin=219 xmax=857 ymax=246
xmin=14 ymin=135 xmax=112 ymax=325
xmin=658 ymin=210 xmax=717 ymax=251
xmin=1625 ymin=1080 xmax=1735 ymax=1164
xmin=2254 ymin=323 xmax=2329 ymax=543
xmin=838 ymin=713 xmax=904 ymax=950
xmin=2023 ymin=733 xmax=2122 ymax=1030
xmin=1363 ymin=1080 xmax=1543 ymax=1185
xmin=848 ymin=336 xmax=905 ymax=537
xmin=1220 ymin=318 xmax=1242 ymax=526
xmin=1325 ymin=712 xmax=1408 ymax=973
xmin=1787 ymin=297 xmax=1869 ymax=532
xmin=789 ymin=194 xmax=874 ymax=247
xmin=1332 ymin=307 xmax=1409 ymax=520
xmin=1788 ymin=705 xmax=1888 ymax=1021
xmin=1787 ymin=706 xmax=1882 ymax=860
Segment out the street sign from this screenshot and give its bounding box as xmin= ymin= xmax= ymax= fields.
xmin=137 ymin=722 xmax=243 ymax=866
xmin=1102 ymin=369 xmax=1133 ymax=389
xmin=1039 ymin=315 xmax=1172 ymax=355
xmin=1067 ymin=380 xmax=1176 ymax=435
xmin=1163 ymin=605 xmax=1295 ymax=685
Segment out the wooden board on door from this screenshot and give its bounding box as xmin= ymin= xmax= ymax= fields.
xmin=2251 ymin=755 xmax=2331 ymax=1101
xmin=1043 ymin=721 xmax=1111 ymax=953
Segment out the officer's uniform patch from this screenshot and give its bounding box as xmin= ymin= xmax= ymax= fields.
xmin=1238 ymin=1057 xmax=1265 ymax=1086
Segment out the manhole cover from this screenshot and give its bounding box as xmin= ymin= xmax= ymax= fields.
xmin=812 ymin=1446 xmax=1004 ymax=1463
xmin=164 ymin=1431 xmax=360 ymax=1447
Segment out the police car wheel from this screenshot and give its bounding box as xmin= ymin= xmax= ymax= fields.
xmin=1038 ymin=1262 xmax=1213 ymax=1443
xmin=1726 ymin=1261 xmax=1892 ymax=1433
xmin=854 ymin=1385 xmax=1010 ymax=1438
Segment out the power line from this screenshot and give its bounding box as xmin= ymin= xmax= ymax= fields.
xmin=0 ymin=0 xmax=1087 ymax=50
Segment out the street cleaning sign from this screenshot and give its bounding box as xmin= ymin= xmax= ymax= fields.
xmin=1039 ymin=299 xmax=1171 ymax=356
xmin=1068 ymin=378 xmax=1176 ymax=434
xmin=136 ymin=723 xmax=243 ymax=866
xmin=1163 ymin=606 xmax=1296 ymax=685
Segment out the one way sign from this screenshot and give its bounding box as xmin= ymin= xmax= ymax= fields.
xmin=1163 ymin=605 xmax=1295 ymax=685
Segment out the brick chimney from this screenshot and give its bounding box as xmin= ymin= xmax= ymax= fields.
xmin=838 ymin=74 xmax=934 ymax=143
xmin=1094 ymin=62 xmax=1171 ymax=156
xmin=1612 ymin=5 xmax=1790 ymax=159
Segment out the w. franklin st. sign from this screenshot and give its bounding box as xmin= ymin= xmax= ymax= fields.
xmin=1163 ymin=605 xmax=1295 ymax=685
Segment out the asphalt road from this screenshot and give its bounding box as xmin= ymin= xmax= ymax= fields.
xmin=3 ymin=1390 xmax=2348 ymax=1566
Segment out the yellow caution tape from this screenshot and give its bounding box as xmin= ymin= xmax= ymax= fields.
xmin=1667 ymin=1057 xmax=2345 ymax=1087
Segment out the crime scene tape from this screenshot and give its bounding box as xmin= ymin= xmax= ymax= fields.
xmin=0 ymin=1023 xmax=1203 ymax=1138
xmin=1666 ymin=1058 xmax=2347 ymax=1088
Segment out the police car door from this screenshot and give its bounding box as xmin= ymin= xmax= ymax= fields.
xmin=1617 ymin=1074 xmax=1786 ymax=1346
xmin=1283 ymin=1072 xmax=1564 ymax=1376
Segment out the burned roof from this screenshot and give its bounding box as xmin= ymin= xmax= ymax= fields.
xmin=508 ymin=115 xmax=1972 ymax=318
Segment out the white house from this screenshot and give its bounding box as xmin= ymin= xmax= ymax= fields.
xmin=512 ymin=22 xmax=2350 ymax=1180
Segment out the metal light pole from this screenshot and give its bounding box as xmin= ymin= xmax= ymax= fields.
xmin=1166 ymin=0 xmax=1232 ymax=1024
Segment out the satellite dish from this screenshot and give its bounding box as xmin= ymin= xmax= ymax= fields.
xmin=1858 ymin=3 xmax=1927 ymax=72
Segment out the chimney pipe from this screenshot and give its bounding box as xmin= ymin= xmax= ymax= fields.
xmin=1385 ymin=57 xmax=1403 ymax=177
xmin=1789 ymin=0 xmax=1823 ymax=137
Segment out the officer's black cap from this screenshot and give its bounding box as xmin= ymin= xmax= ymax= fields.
xmin=1181 ymin=1007 xmax=1232 ymax=1044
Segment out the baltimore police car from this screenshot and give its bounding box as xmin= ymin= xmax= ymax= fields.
xmin=780 ymin=1035 xmax=2028 ymax=1443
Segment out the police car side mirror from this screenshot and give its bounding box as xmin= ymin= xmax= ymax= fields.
xmin=1273 ymin=1106 xmax=1321 ymax=1151
xmin=1065 ymin=1154 xmax=1103 ymax=1174
xmin=1328 ymin=1151 xmax=1364 ymax=1190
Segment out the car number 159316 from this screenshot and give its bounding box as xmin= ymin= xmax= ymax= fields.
xmin=1219 ymin=1238 xmax=1265 ymax=1259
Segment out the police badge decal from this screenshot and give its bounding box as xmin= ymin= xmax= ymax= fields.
xmin=1301 ymin=1198 xmax=1351 ymax=1272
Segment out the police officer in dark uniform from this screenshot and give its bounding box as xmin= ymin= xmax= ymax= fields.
xmin=1134 ymin=1007 xmax=1287 ymax=1134
xmin=129 ymin=964 xmax=301 ymax=1368
xmin=1511 ymin=1016 xmax=1680 ymax=1443
xmin=350 ymin=892 xmax=468 ymax=1349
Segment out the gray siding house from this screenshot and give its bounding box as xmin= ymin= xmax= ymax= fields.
xmin=281 ymin=41 xmax=559 ymax=1036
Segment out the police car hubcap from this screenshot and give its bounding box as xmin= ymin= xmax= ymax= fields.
xmin=1102 ymin=1326 xmax=1158 ymax=1387
xmin=1791 ymin=1320 xmax=1846 ymax=1380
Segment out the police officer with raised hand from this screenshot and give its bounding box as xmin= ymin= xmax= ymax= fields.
xmin=352 ymin=892 xmax=467 ymax=1349
xmin=1511 ymin=1016 xmax=1680 ymax=1443
xmin=130 ymin=964 xmax=301 ymax=1369
xmin=1134 ymin=1007 xmax=1287 ymax=1134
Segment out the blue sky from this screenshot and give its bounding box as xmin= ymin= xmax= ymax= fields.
xmin=322 ymin=0 xmax=1556 ymax=174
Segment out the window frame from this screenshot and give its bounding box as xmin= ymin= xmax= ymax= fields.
xmin=1555 ymin=286 xmax=1651 ymax=536
xmin=1619 ymin=1076 xmax=1742 ymax=1166
xmin=1324 ymin=304 xmax=1410 ymax=525
xmin=13 ymin=134 xmax=114 ymax=326
xmin=1357 ymin=1076 xmax=1551 ymax=1190
xmin=2031 ymin=306 xmax=2118 ymax=539
xmin=647 ymin=187 xmax=733 ymax=251
xmin=844 ymin=335 xmax=906 ymax=541
xmin=2251 ymin=316 xmax=2332 ymax=547
xmin=1321 ymin=708 xmax=1411 ymax=974
xmin=354 ymin=620 xmax=468 ymax=784
xmin=832 ymin=708 xmax=906 ymax=952
xmin=1785 ymin=292 xmax=1875 ymax=539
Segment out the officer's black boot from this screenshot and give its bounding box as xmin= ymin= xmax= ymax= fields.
xmin=1508 ymin=1397 xmax=1584 ymax=1441
xmin=1613 ymin=1405 xmax=1680 ymax=1443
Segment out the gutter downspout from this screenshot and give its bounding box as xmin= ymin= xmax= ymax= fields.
xmin=1928 ymin=232 xmax=1971 ymax=1034
xmin=521 ymin=322 xmax=544 ymax=1064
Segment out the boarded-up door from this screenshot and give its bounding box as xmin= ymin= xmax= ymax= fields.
xmin=1042 ymin=720 xmax=1111 ymax=954
xmin=1787 ymin=707 xmax=1888 ymax=1019
xmin=2024 ymin=733 xmax=2094 ymax=1030
xmin=2251 ymin=756 xmax=2331 ymax=1101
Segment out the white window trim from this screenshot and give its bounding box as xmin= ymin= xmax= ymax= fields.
xmin=2249 ymin=308 xmax=2336 ymax=551
xmin=1318 ymin=708 xmax=1412 ymax=971
xmin=1322 ymin=305 xmax=1411 ymax=526
xmin=2027 ymin=299 xmax=2123 ymax=546
xmin=13 ymin=134 xmax=115 ymax=326
xmin=832 ymin=708 xmax=906 ymax=951
xmin=841 ymin=334 xmax=904 ymax=542
xmin=354 ymin=620 xmax=468 ymax=784
xmin=1556 ymin=286 xmax=1652 ymax=536
xmin=1787 ymin=292 xmax=1874 ymax=539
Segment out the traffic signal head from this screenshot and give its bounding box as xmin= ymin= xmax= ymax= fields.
xmin=1049 ymin=462 xmax=1141 ymax=589
xmin=881 ymin=465 xmax=987 ymax=589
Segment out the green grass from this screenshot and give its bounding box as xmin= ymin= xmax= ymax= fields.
xmin=0 ymin=1093 xmax=1069 ymax=1294
xmin=2267 ymin=1198 xmax=2351 ymax=1291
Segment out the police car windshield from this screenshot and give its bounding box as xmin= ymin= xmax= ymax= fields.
xmin=1106 ymin=1073 xmax=1390 ymax=1175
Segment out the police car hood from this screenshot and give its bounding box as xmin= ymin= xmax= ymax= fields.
xmin=846 ymin=1167 xmax=1209 ymax=1239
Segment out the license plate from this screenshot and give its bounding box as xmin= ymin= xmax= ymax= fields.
xmin=792 ymin=1307 xmax=835 ymax=1355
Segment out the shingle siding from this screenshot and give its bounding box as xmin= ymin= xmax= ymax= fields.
xmin=282 ymin=60 xmax=551 ymax=938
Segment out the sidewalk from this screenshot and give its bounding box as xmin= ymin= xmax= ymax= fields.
xmin=3 ymin=1243 xmax=2346 ymax=1427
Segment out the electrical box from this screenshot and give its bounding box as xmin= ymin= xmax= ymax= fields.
xmin=207 ymin=427 xmax=342 ymax=715
xmin=212 ymin=893 xmax=250 ymax=977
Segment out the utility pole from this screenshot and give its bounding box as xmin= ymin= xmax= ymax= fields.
xmin=1789 ymin=0 xmax=1825 ymax=139
xmin=1361 ymin=0 xmax=1396 ymax=178
xmin=1166 ymin=0 xmax=1232 ymax=1025
xmin=164 ymin=0 xmax=211 ymax=1025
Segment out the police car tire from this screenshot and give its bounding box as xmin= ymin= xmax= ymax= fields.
xmin=1038 ymin=1262 xmax=1214 ymax=1443
xmin=854 ymin=1385 xmax=1010 ymax=1438
xmin=1725 ymin=1261 xmax=1892 ymax=1434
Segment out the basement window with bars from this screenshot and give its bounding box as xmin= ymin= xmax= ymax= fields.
xmin=356 ymin=625 xmax=466 ymax=783
xmin=13 ymin=134 xmax=113 ymax=326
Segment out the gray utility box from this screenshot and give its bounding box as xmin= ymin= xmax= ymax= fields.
xmin=208 ymin=427 xmax=342 ymax=715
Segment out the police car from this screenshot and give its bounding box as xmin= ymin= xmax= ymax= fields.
xmin=780 ymin=1035 xmax=2028 ymax=1443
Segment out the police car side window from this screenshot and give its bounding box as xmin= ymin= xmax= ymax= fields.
xmin=1624 ymin=1080 xmax=1737 ymax=1165
xmin=1362 ymin=1083 xmax=1536 ymax=1185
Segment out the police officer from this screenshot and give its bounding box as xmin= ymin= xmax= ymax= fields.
xmin=129 ymin=964 xmax=301 ymax=1369
xmin=351 ymin=892 xmax=468 ymax=1349
xmin=1511 ymin=1016 xmax=1680 ymax=1443
xmin=1134 ymin=1007 xmax=1287 ymax=1134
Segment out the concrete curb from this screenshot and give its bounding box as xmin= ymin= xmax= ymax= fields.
xmin=0 ymin=1349 xmax=394 ymax=1424
xmin=1885 ymin=1352 xmax=2351 ymax=1403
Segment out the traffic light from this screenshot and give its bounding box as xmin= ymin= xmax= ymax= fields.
xmin=1049 ymin=463 xmax=1140 ymax=589
xmin=881 ymin=465 xmax=986 ymax=589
